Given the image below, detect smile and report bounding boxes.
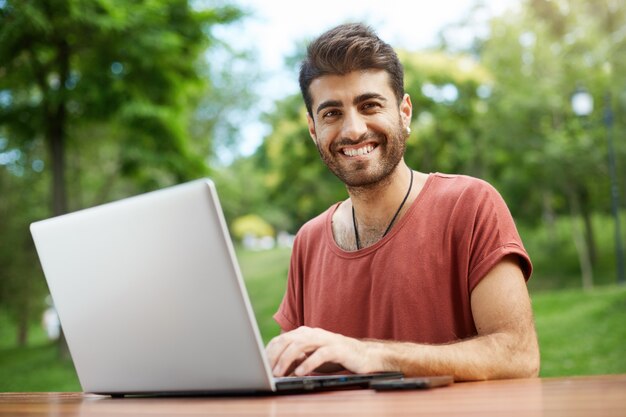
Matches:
[342,144,376,157]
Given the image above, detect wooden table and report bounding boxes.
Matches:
[1,375,625,416]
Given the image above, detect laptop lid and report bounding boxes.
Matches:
[31,179,276,395]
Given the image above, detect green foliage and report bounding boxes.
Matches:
[0,153,49,347]
[0,0,249,345]
[401,50,491,177]
[212,156,284,228]
[0,0,249,201]
[463,0,626,286]
[523,211,626,291]
[476,0,626,223]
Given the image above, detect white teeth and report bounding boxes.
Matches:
[344,144,374,157]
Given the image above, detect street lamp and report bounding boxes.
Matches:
[571,87,625,284]
[571,88,594,117]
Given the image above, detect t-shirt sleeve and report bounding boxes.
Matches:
[465,180,533,292]
[273,233,304,332]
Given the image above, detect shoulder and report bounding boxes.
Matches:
[428,173,503,205]
[425,173,516,237]
[429,174,532,281]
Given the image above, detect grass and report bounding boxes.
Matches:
[1,246,625,391]
[0,343,80,391]
[235,246,290,344]
[532,285,626,376]
[0,309,81,392]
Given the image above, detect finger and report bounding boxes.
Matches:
[273,337,319,377]
[267,328,312,373]
[284,352,307,376]
[272,328,329,376]
[294,346,336,376]
[266,334,292,369]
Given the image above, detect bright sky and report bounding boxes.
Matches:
[214,0,520,158]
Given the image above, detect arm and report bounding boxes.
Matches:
[266,255,540,380]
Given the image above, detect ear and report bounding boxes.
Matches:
[400,93,413,129]
[306,112,318,144]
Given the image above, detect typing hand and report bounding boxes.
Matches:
[266,326,382,377]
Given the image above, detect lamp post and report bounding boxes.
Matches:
[603,92,625,284]
[571,88,625,284]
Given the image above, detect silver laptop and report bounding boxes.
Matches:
[30,178,400,396]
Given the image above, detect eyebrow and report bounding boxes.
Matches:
[316,99,342,116]
[315,92,388,115]
[354,92,387,105]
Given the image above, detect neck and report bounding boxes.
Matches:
[348,161,412,227]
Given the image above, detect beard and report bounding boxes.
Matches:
[315,117,408,189]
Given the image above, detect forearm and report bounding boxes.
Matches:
[268,257,540,380]
[367,331,540,381]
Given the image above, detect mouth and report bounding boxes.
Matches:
[341,143,377,157]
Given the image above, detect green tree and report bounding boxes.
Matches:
[0,139,48,347]
[473,0,626,286]
[0,0,243,213]
[0,0,247,346]
[400,50,492,178]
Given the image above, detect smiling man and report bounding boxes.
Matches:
[266,23,539,381]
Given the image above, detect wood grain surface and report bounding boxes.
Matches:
[1,374,625,416]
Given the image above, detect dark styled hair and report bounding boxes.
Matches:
[299,23,405,115]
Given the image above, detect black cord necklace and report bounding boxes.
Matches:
[352,168,414,250]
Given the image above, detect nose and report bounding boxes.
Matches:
[340,109,367,141]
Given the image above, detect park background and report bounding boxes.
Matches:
[1,0,625,391]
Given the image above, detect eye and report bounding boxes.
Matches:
[361,101,381,112]
[322,109,341,119]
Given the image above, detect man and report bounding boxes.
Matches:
[266,23,539,381]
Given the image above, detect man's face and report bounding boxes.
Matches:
[306,70,412,188]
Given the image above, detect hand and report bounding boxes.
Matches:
[266,326,385,377]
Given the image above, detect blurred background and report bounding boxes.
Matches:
[0,0,625,391]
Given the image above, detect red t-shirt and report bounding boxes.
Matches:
[274,173,532,344]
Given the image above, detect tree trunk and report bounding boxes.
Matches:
[17,304,29,347]
[542,189,558,251]
[49,119,67,216]
[49,40,70,217]
[46,38,71,358]
[580,188,597,266]
[567,188,594,290]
